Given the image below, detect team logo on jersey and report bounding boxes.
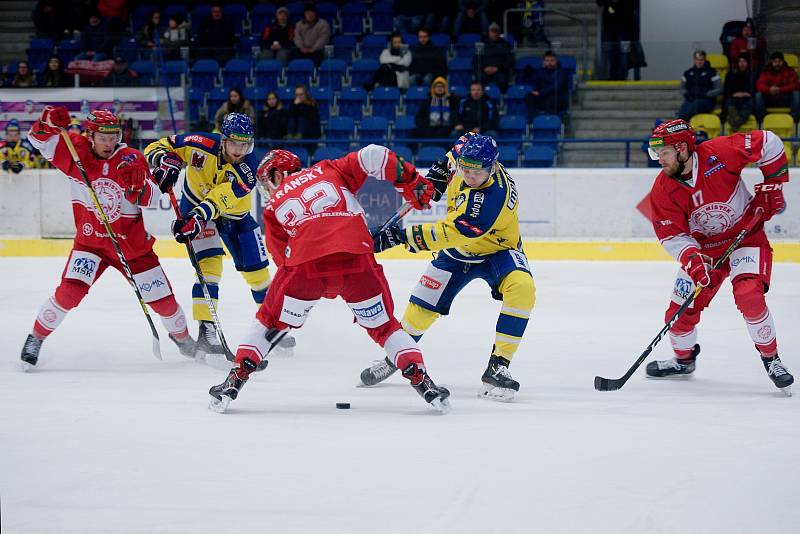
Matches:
[673,277,693,301]
[42,309,57,324]
[72,257,97,278]
[90,178,124,223]
[190,151,207,168]
[82,223,93,236]
[120,153,137,164]
[689,202,735,236]
[455,193,467,208]
[420,275,442,290]
[757,325,773,341]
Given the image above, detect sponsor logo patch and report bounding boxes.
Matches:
[689,202,736,236]
[191,151,207,168]
[420,275,441,290]
[72,257,97,278]
[674,277,693,301]
[352,302,385,320]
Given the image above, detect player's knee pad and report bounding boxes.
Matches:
[401,302,440,340]
[497,270,536,312]
[732,276,767,318]
[54,279,90,310]
[197,255,223,283]
[241,266,271,303]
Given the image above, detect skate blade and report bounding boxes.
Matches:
[204,352,233,371]
[270,344,294,358]
[430,396,451,414]
[479,384,516,402]
[645,373,694,380]
[208,394,232,413]
[779,385,792,397]
[20,360,35,373]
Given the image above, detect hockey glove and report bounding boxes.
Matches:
[117,163,153,204]
[426,159,451,202]
[153,151,183,193]
[10,162,24,174]
[680,248,712,288]
[372,223,407,253]
[749,181,785,222]
[1,161,8,171]
[172,209,207,243]
[40,105,71,130]
[394,157,435,210]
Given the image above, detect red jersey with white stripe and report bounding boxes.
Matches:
[28,121,161,259]
[264,144,404,267]
[649,130,789,260]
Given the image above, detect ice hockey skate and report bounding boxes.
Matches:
[169,333,197,359]
[194,320,231,369]
[359,356,398,386]
[480,355,520,402]
[762,355,793,396]
[401,362,450,413]
[20,334,43,372]
[646,344,700,379]
[208,359,258,413]
[269,334,297,358]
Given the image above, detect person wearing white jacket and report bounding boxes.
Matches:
[378,33,412,89]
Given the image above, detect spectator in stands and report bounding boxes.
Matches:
[214,88,257,132]
[293,4,330,66]
[287,84,321,139]
[370,32,412,90]
[428,1,457,34]
[524,50,570,119]
[261,6,295,67]
[96,0,129,35]
[597,0,638,80]
[41,55,69,87]
[33,0,68,39]
[162,14,191,60]
[1,120,37,173]
[410,28,447,87]
[453,0,489,36]
[476,23,515,92]
[138,11,163,52]
[258,91,289,140]
[196,4,236,64]
[723,54,757,131]
[394,0,428,34]
[11,61,36,88]
[727,18,767,73]
[103,56,137,87]
[677,50,722,121]
[755,51,800,123]
[454,82,498,137]
[414,76,461,138]
[78,12,113,61]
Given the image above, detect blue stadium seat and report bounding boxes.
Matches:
[504,85,531,116]
[448,58,473,87]
[404,86,428,117]
[338,87,367,120]
[224,4,248,34]
[26,38,54,66]
[498,115,527,151]
[285,58,314,88]
[515,56,543,82]
[532,114,562,148]
[290,146,310,167]
[188,87,206,121]
[251,2,277,34]
[162,60,188,86]
[522,146,556,168]
[332,35,357,62]
[370,1,394,34]
[349,59,378,89]
[115,37,140,64]
[498,145,520,166]
[359,116,390,143]
[326,116,355,149]
[277,86,293,106]
[207,87,229,114]
[238,34,260,59]
[448,85,467,99]
[254,59,282,89]
[244,87,265,110]
[393,115,416,141]
[371,86,400,119]
[392,144,413,162]
[312,146,346,164]
[316,2,338,28]
[223,58,251,88]
[484,85,501,102]
[131,4,158,32]
[359,35,387,61]
[191,59,220,90]
[130,60,156,86]
[309,86,333,121]
[416,146,447,167]
[455,33,481,59]
[163,5,188,23]
[57,39,82,63]
[190,4,212,26]
[430,33,451,49]
[340,3,367,35]
[317,58,346,91]
[284,2,305,24]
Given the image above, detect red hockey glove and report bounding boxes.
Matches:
[395,158,434,210]
[118,163,152,204]
[172,210,207,243]
[41,105,70,130]
[750,181,785,222]
[153,151,184,193]
[680,248,712,288]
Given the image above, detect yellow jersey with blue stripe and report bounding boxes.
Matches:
[404,159,521,262]
[144,132,258,221]
[1,139,40,169]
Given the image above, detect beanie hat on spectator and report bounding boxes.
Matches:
[430,76,449,96]
[770,51,785,61]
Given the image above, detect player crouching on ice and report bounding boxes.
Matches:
[20,106,195,370]
[362,133,536,402]
[208,146,452,413]
[645,119,793,395]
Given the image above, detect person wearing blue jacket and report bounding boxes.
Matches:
[524,50,571,120]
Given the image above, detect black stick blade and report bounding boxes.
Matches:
[594,375,621,391]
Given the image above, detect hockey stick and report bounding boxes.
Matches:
[166,188,236,361]
[59,130,162,360]
[594,207,764,391]
[370,201,413,239]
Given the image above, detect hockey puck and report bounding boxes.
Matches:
[336,402,351,409]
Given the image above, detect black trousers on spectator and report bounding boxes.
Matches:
[292,49,324,66]
[525,94,567,119]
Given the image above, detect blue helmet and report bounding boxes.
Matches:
[5,119,20,132]
[220,112,254,154]
[457,134,498,172]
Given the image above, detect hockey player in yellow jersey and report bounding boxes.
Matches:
[1,120,39,173]
[361,133,535,401]
[144,113,294,362]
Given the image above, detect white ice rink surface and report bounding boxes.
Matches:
[1,257,799,534]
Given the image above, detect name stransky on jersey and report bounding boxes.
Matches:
[272,165,325,201]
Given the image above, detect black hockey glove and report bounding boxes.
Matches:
[426,159,450,202]
[372,223,407,253]
[153,151,183,193]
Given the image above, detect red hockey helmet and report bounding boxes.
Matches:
[85,109,122,142]
[648,119,695,160]
[257,149,302,197]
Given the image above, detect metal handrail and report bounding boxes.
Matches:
[502,7,589,81]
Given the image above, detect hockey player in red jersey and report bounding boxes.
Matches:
[644,118,793,394]
[20,106,195,370]
[208,145,452,413]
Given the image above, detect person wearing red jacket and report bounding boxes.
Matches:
[207,145,452,413]
[643,119,793,394]
[20,106,195,370]
[754,51,800,122]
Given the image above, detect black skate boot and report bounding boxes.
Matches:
[480,355,520,402]
[359,356,398,386]
[20,334,43,371]
[208,359,259,413]
[401,362,450,413]
[762,354,793,396]
[169,333,197,359]
[646,344,700,379]
[195,321,230,368]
